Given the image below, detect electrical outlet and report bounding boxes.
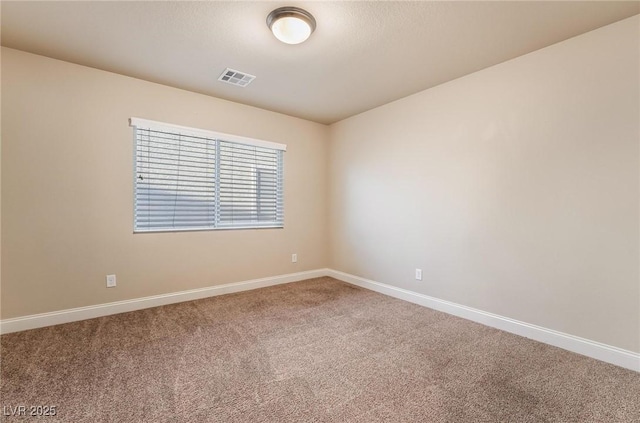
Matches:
[292,253,297,263]
[415,269,422,281]
[106,274,117,288]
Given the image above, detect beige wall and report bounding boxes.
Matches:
[1,47,329,319]
[0,52,3,321]
[328,16,640,352]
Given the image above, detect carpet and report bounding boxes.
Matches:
[1,277,639,422]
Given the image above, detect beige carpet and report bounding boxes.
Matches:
[1,277,639,422]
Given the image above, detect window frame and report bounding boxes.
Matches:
[130,117,286,233]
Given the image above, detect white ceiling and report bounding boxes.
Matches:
[2,1,638,124]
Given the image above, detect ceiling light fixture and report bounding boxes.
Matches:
[267,7,316,45]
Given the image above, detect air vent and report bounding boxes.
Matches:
[218,68,256,87]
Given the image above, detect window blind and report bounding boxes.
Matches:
[131,118,285,232]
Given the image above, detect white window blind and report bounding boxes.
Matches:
[130,118,285,232]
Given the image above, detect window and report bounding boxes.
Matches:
[130,118,285,232]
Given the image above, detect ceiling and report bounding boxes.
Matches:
[2,1,638,125]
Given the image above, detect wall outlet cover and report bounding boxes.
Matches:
[106,274,117,288]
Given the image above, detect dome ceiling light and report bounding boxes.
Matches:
[267,7,316,45]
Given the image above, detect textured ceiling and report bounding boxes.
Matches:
[2,1,638,124]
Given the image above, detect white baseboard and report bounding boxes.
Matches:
[3,267,638,372]
[0,269,327,335]
[327,269,640,373]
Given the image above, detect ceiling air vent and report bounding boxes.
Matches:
[218,68,256,87]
